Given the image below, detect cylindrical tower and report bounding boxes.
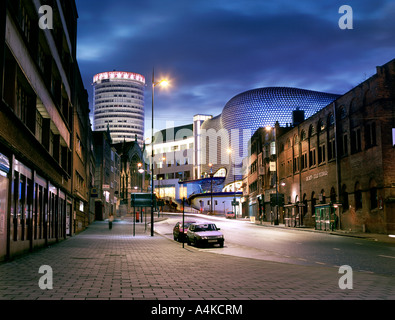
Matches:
[93,71,145,145]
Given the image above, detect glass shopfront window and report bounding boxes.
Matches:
[0,153,10,260]
[12,160,32,242]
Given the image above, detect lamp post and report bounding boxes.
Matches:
[209,163,213,214]
[266,124,279,225]
[151,69,169,236]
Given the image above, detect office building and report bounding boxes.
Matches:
[93,71,145,145]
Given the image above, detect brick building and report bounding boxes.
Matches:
[244,58,395,234]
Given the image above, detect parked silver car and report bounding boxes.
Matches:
[186,222,224,247]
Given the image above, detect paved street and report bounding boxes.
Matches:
[0,216,394,302]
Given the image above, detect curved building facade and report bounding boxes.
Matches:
[93,71,145,145]
[200,87,340,185]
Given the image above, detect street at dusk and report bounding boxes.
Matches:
[0,1,394,315]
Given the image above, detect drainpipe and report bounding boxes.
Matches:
[333,102,342,230]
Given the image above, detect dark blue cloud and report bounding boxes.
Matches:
[75,0,395,133]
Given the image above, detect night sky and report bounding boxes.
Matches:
[75,0,395,136]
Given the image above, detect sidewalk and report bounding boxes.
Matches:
[252,220,395,244]
[0,216,394,301]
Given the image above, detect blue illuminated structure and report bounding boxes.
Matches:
[201,87,340,183]
[221,87,339,131]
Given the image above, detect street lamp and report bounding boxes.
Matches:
[209,163,213,215]
[137,162,144,192]
[266,124,279,225]
[151,68,169,236]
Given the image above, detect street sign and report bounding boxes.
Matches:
[91,187,98,198]
[231,200,239,206]
[131,193,156,207]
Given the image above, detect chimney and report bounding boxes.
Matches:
[293,108,305,126]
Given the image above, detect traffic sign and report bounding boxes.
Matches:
[131,193,156,207]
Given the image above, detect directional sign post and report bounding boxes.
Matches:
[131,193,157,236]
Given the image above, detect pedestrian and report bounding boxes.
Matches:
[109,214,114,230]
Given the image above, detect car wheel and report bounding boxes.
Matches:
[173,234,177,241]
[219,242,224,248]
[187,238,191,245]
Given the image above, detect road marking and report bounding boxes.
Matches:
[333,248,341,250]
[378,255,395,259]
[315,261,326,265]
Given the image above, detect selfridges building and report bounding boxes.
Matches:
[200,87,340,185]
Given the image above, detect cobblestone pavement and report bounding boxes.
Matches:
[0,217,394,301]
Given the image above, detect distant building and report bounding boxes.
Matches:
[147,123,195,206]
[112,136,145,214]
[93,71,145,145]
[92,131,120,221]
[72,69,93,233]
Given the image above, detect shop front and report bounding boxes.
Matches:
[0,153,9,261]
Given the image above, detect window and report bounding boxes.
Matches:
[301,130,307,141]
[319,120,325,132]
[340,134,348,156]
[301,153,308,170]
[318,144,326,164]
[76,135,83,159]
[49,131,54,156]
[293,156,299,172]
[365,122,376,148]
[328,114,335,127]
[309,125,315,137]
[339,107,347,119]
[370,187,378,210]
[19,5,32,43]
[16,82,30,125]
[309,149,316,167]
[351,128,362,153]
[35,110,43,143]
[328,139,336,160]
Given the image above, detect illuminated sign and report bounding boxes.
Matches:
[93,71,145,84]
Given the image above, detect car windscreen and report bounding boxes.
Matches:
[194,224,217,231]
